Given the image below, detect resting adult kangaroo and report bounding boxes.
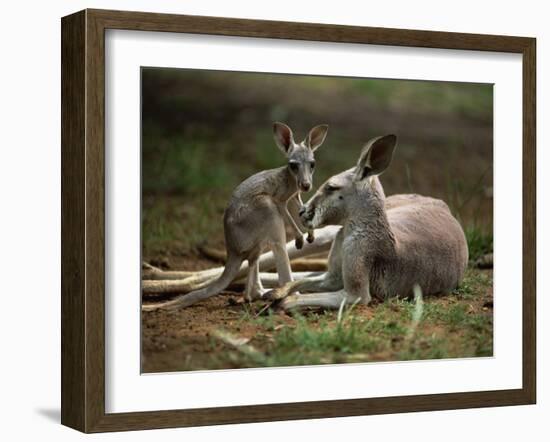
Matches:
[267,134,468,310]
[143,122,328,311]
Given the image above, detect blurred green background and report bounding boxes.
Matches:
[142,68,493,263]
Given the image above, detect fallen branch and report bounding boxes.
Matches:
[142,271,322,299]
[141,225,339,295]
[212,330,266,364]
[198,246,327,271]
[198,245,227,263]
[142,261,161,272]
[142,273,220,295]
[289,258,327,271]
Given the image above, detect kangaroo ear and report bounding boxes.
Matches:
[273,122,295,155]
[305,124,329,151]
[355,135,397,181]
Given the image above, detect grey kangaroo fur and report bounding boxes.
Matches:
[267,134,469,310]
[142,122,328,311]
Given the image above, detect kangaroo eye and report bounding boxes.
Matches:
[289,162,299,171]
[310,161,315,169]
[326,184,339,192]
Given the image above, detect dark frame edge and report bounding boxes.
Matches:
[89,389,533,433]
[61,9,87,432]
[86,8,533,52]
[61,9,108,433]
[522,37,536,405]
[60,8,537,433]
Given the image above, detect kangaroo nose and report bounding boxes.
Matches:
[299,206,307,217]
[302,183,311,192]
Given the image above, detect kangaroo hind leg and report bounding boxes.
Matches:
[244,254,266,301]
[271,240,293,286]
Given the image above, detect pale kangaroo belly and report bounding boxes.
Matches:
[381,201,468,297]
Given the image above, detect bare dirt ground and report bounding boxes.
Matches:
[142,256,493,373]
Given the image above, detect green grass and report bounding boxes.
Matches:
[206,269,493,369]
[142,194,227,256]
[352,79,493,121]
[142,128,237,194]
[465,225,493,263]
[453,268,491,299]
[442,163,493,263]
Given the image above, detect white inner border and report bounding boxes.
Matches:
[105,30,523,413]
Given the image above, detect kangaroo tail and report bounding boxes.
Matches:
[142,254,244,311]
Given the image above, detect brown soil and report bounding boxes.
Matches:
[142,255,493,373]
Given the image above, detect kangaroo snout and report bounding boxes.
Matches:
[300,182,312,192]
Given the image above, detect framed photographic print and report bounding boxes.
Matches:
[61,9,536,433]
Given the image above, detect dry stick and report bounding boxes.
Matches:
[142,271,323,299]
[199,245,328,271]
[142,263,326,295]
[289,258,327,271]
[182,258,328,282]
[143,267,221,281]
[212,330,267,364]
[142,262,161,272]
[198,245,227,263]
[142,269,197,280]
[141,225,339,295]
[142,272,222,295]
[141,261,205,280]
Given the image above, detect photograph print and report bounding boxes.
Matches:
[140,68,493,373]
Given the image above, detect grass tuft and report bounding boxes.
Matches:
[207,278,493,369]
[465,225,493,263]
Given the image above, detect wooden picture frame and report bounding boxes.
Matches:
[61,8,536,433]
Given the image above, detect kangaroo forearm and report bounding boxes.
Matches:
[287,194,307,229]
[284,206,304,235]
[285,225,338,256]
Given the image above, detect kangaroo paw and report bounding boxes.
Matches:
[306,230,315,243]
[244,287,268,302]
[276,294,301,312]
[263,287,291,301]
[295,235,304,249]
